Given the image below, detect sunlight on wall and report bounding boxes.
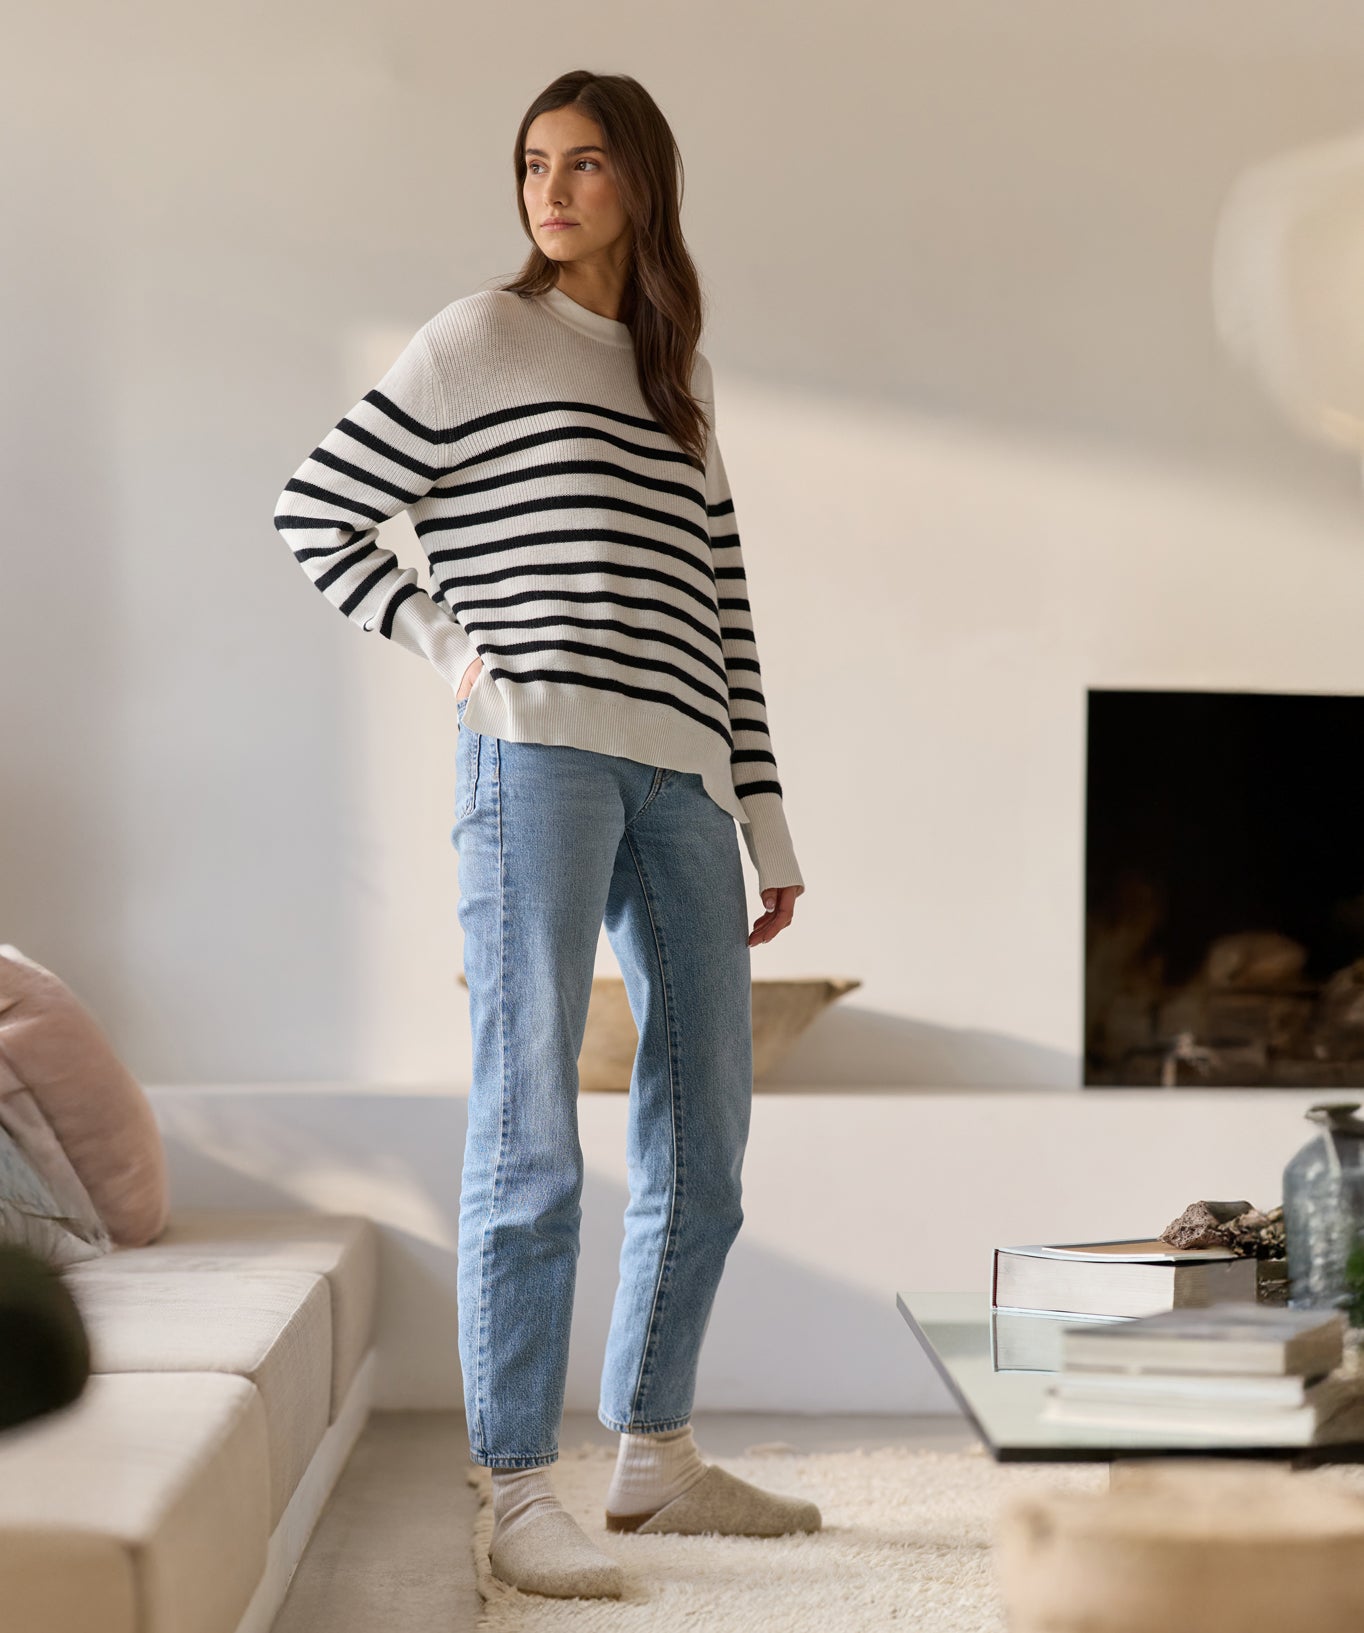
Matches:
[323,334,1364,1088]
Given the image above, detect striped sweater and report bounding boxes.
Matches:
[273,283,802,893]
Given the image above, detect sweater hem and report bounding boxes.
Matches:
[457,672,749,825]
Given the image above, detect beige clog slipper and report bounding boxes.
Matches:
[605,1463,822,1537]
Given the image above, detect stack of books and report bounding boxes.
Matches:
[1041,1303,1361,1443]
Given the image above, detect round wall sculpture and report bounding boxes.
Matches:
[1213,124,1364,456]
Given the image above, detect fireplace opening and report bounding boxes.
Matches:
[1084,689,1364,1087]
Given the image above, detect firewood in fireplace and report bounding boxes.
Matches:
[1200,931,1307,990]
[1312,958,1364,1062]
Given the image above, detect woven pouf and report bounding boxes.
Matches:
[996,1459,1364,1633]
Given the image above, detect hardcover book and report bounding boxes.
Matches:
[992,1239,1257,1320]
[1059,1301,1345,1377]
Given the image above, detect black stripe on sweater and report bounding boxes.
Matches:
[276,515,367,543]
[421,491,709,550]
[428,526,713,586]
[428,457,706,512]
[735,778,783,799]
[377,580,423,638]
[462,610,727,676]
[494,640,728,704]
[327,420,449,482]
[438,555,720,613]
[484,666,733,745]
[449,421,701,476]
[314,540,384,596]
[339,552,403,617]
[279,470,424,525]
[443,584,724,650]
[348,392,703,475]
[437,397,691,447]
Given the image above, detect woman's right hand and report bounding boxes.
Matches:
[456,655,484,703]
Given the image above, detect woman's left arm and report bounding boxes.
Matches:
[699,360,805,941]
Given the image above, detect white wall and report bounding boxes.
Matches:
[146,1085,1329,1414]
[8,4,1364,1088]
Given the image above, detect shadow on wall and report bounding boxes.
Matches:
[147,1088,957,1419]
[767,1005,1078,1090]
[570,1149,953,1420]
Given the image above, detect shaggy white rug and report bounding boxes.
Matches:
[465,1440,1110,1630]
[466,1443,1364,1629]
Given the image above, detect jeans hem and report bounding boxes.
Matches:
[469,1449,560,1469]
[597,1410,693,1434]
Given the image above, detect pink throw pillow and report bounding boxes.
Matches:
[0,946,168,1246]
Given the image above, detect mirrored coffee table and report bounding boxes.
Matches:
[897,1290,1364,1465]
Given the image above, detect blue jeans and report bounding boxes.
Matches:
[450,695,754,1468]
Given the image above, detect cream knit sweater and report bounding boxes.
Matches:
[273,284,802,893]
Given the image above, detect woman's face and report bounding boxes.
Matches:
[522,104,631,272]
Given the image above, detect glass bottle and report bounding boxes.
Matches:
[1283,1101,1364,1323]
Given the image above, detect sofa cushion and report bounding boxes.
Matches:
[0,1370,269,1633]
[64,1210,378,1420]
[0,946,168,1247]
[61,1265,331,1528]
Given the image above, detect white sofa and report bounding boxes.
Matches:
[0,1209,379,1633]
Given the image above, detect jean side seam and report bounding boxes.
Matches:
[621,827,686,1424]
[473,744,507,1451]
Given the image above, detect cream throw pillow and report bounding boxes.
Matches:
[0,946,168,1246]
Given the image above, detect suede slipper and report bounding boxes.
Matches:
[605,1463,822,1536]
[490,1508,626,1598]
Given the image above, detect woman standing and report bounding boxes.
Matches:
[274,69,817,1599]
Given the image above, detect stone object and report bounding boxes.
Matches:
[1160,1199,1254,1250]
[1160,1200,1287,1259]
[996,1460,1364,1633]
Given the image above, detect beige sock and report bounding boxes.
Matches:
[606,1423,708,1517]
[489,1466,624,1599]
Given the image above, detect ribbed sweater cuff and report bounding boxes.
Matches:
[387,593,482,690]
[739,794,804,895]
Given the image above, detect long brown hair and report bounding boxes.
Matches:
[500,70,710,467]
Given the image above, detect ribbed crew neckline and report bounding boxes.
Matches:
[539,285,633,350]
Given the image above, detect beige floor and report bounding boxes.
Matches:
[271,1409,978,1633]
